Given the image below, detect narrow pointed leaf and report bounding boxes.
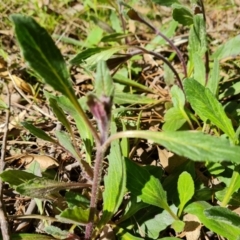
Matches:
[22,122,57,143]
[49,98,72,133]
[184,78,235,141]
[11,14,74,97]
[15,178,90,200]
[98,123,126,229]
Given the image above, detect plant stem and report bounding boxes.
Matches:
[221,168,240,207]
[85,144,104,240]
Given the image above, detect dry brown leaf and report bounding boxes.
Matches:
[19,154,59,170]
[11,75,33,94]
[180,213,201,240]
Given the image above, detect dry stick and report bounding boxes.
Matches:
[0,80,11,240]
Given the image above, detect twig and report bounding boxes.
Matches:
[0,80,11,240]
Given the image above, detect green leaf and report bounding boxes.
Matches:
[152,0,179,7]
[113,73,153,93]
[171,220,185,232]
[207,58,220,95]
[0,98,8,109]
[219,81,240,100]
[69,47,107,65]
[114,91,157,105]
[49,98,72,134]
[15,177,89,200]
[97,122,126,229]
[212,35,240,60]
[65,191,90,209]
[188,15,207,72]
[11,14,74,97]
[125,158,169,210]
[0,234,54,240]
[44,226,69,239]
[55,130,93,178]
[177,172,194,216]
[0,170,39,187]
[184,78,235,141]
[193,53,205,85]
[139,205,177,238]
[57,206,89,225]
[163,108,187,131]
[119,196,148,223]
[22,122,57,143]
[120,130,240,163]
[172,4,193,26]
[185,202,240,240]
[163,86,190,131]
[114,226,144,240]
[45,92,93,164]
[95,61,114,98]
[85,26,103,46]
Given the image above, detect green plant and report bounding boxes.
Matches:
[1,0,240,240]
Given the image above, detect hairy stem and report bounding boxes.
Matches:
[85,144,104,240]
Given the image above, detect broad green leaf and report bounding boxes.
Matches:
[95,61,114,98]
[0,170,39,187]
[178,172,194,216]
[58,206,89,225]
[22,122,57,144]
[55,130,93,178]
[212,35,240,60]
[119,130,240,163]
[119,196,148,223]
[16,177,90,200]
[11,14,74,97]
[97,122,126,229]
[84,26,103,47]
[114,91,157,105]
[152,0,179,7]
[125,158,169,210]
[164,62,175,86]
[44,226,69,239]
[139,205,177,238]
[171,220,185,232]
[114,226,144,240]
[172,4,193,26]
[184,78,235,141]
[0,234,54,240]
[163,85,189,131]
[162,108,187,131]
[207,58,220,95]
[49,98,72,134]
[65,191,89,209]
[185,202,240,240]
